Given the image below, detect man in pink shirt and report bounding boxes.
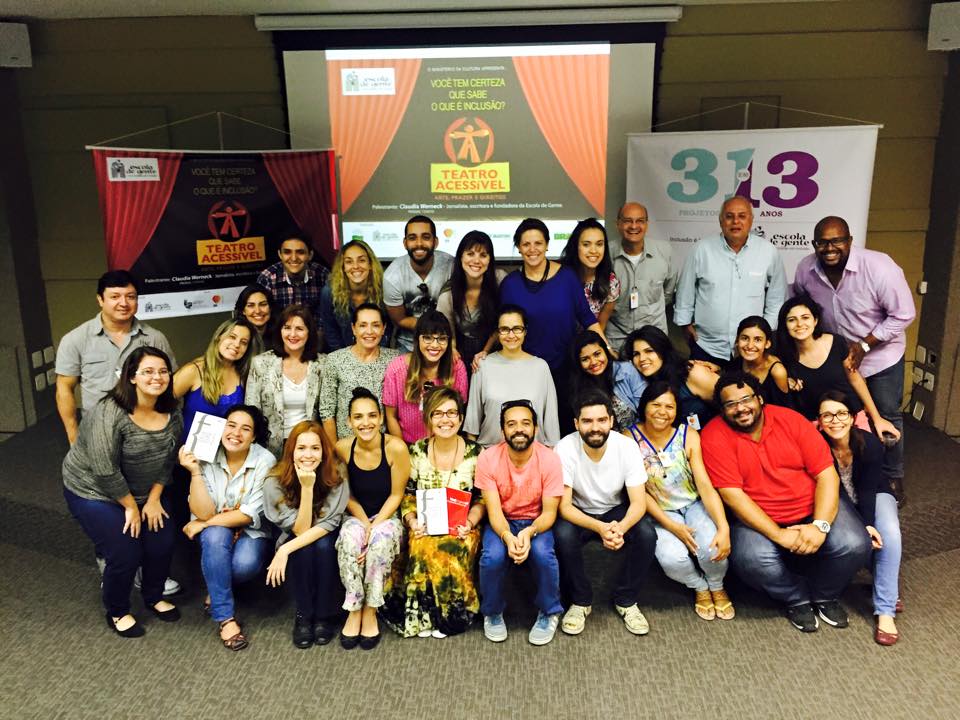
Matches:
[475,400,565,645]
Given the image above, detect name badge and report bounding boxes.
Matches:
[629,290,639,309]
[686,413,701,431]
[657,451,674,467]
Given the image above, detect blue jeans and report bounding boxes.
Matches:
[64,488,175,617]
[652,500,729,592]
[198,525,270,623]
[729,499,871,607]
[871,493,902,616]
[479,520,563,617]
[864,356,905,484]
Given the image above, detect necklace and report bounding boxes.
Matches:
[430,436,461,473]
[522,261,550,293]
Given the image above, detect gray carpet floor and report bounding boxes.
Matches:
[1,415,958,720]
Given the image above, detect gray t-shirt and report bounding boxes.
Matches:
[382,251,455,351]
[262,472,349,545]
[55,315,177,411]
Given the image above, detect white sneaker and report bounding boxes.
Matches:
[483,614,508,642]
[132,569,182,597]
[561,604,592,635]
[528,611,560,646]
[431,629,447,639]
[417,628,433,638]
[616,604,650,635]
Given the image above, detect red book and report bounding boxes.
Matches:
[417,487,472,536]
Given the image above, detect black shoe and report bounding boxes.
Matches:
[786,603,819,632]
[148,603,181,623]
[814,600,849,628]
[340,632,360,650]
[359,633,381,650]
[292,613,315,649]
[314,620,335,646]
[105,612,146,638]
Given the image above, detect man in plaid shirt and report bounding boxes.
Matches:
[256,237,330,316]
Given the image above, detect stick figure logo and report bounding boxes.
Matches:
[444,117,495,166]
[207,201,251,239]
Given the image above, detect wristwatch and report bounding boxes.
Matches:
[858,339,871,354]
[812,519,831,534]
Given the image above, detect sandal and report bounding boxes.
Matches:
[695,590,716,621]
[711,589,735,621]
[219,618,249,651]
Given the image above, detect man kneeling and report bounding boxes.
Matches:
[554,391,657,636]
[475,400,565,645]
[702,371,872,632]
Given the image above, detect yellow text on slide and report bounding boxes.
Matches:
[430,163,510,194]
[196,237,266,265]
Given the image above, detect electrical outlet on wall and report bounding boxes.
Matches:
[912,400,924,421]
[923,372,935,391]
[916,345,927,364]
[912,367,924,385]
[929,351,938,366]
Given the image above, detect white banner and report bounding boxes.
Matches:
[626,125,879,280]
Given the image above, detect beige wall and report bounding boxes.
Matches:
[17,3,948,398]
[660,0,946,377]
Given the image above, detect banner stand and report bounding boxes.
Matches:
[650,101,882,132]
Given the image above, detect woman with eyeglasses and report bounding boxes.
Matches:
[776,294,900,441]
[622,325,720,431]
[463,305,560,447]
[569,330,645,430]
[732,316,791,407]
[178,404,273,651]
[382,310,468,444]
[625,380,733,621]
[818,391,902,645]
[559,218,620,330]
[436,230,506,374]
[382,387,485,638]
[62,347,183,638]
[318,240,389,352]
[499,218,610,432]
[244,304,325,457]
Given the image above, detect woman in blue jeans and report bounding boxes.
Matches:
[179,404,274,651]
[626,379,733,621]
[62,346,183,637]
[818,391,902,646]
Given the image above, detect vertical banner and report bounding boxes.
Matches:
[626,125,879,279]
[89,147,338,319]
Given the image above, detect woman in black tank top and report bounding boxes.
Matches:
[333,387,410,650]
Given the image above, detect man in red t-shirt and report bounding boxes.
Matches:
[701,371,871,633]
[475,400,565,646]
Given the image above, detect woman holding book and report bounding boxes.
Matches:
[382,387,485,638]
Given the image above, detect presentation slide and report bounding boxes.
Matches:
[284,42,655,259]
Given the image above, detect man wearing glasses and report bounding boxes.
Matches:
[383,215,454,352]
[700,371,871,632]
[793,215,915,504]
[606,202,677,352]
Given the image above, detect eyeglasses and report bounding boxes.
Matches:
[430,409,460,420]
[721,393,757,410]
[137,368,170,378]
[812,236,851,250]
[498,326,526,336]
[819,410,851,423]
[420,334,449,346]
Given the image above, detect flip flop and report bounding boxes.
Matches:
[695,590,716,621]
[712,589,735,621]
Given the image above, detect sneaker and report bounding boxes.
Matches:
[528,611,560,646]
[814,600,849,628]
[615,604,650,635]
[132,569,182,597]
[483,614,508,643]
[417,628,433,638]
[786,602,819,632]
[561,604,592,635]
[431,628,447,639]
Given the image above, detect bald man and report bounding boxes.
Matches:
[674,196,787,365]
[605,202,677,353]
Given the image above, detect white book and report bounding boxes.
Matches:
[184,411,227,463]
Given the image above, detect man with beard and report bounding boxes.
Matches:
[474,399,564,645]
[701,371,871,632]
[383,215,455,351]
[256,237,330,316]
[793,215,915,504]
[553,391,656,636]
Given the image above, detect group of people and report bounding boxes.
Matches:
[55,198,914,649]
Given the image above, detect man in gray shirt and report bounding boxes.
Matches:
[606,202,677,354]
[383,215,455,351]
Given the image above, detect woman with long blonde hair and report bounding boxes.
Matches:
[319,239,388,351]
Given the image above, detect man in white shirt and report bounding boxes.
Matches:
[553,390,657,636]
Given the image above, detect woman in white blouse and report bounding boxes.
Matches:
[178,404,275,652]
[245,304,325,456]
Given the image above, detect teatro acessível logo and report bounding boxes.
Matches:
[431,116,510,194]
[196,200,266,267]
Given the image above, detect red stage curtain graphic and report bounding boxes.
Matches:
[263,150,339,265]
[91,148,182,270]
[513,54,609,216]
[327,58,421,212]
